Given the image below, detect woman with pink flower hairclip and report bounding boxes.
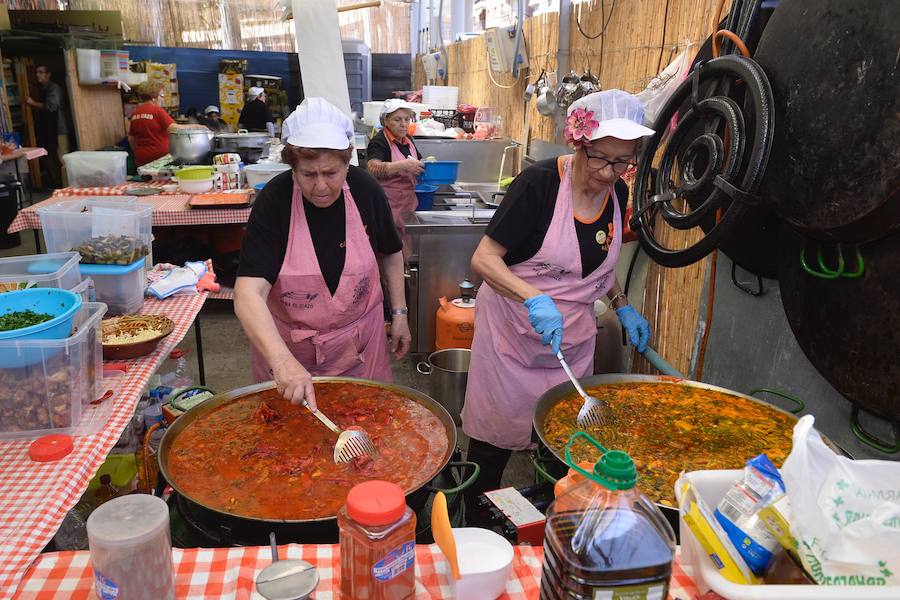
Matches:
[460,90,656,522]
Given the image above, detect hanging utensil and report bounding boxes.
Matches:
[556,350,612,428]
[431,491,461,580]
[303,401,377,464]
[255,532,319,600]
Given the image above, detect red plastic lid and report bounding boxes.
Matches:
[29,434,74,462]
[346,480,406,526]
[169,349,184,359]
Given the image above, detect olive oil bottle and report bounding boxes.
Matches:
[540,432,676,600]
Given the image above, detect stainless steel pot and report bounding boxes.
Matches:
[417,349,471,426]
[214,129,271,159]
[169,127,213,163]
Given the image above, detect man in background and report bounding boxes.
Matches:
[238,86,274,136]
[25,64,68,189]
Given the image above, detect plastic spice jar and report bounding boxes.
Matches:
[338,480,417,599]
[86,494,174,600]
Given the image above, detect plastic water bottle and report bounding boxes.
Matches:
[169,349,193,391]
[540,432,676,600]
[143,390,164,429]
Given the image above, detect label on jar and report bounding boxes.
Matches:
[372,540,415,581]
[592,583,666,600]
[94,570,120,599]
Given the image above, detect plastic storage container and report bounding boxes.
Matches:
[0,251,82,293]
[0,302,106,440]
[86,494,175,600]
[62,151,128,188]
[423,85,459,109]
[414,184,438,210]
[419,161,461,185]
[80,259,145,315]
[540,432,676,599]
[678,469,900,600]
[339,480,417,599]
[0,288,84,368]
[244,163,290,188]
[37,198,151,265]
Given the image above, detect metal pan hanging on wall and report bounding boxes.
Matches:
[754,0,900,243]
[777,227,900,451]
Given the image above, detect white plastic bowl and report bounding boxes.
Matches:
[177,177,213,194]
[450,527,514,600]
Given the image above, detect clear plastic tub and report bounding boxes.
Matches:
[0,251,82,293]
[0,302,107,440]
[37,198,151,265]
[62,151,128,187]
[80,259,145,315]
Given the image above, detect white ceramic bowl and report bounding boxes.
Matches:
[244,162,290,189]
[177,177,213,194]
[450,528,514,600]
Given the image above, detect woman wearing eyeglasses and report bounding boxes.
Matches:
[461,90,654,520]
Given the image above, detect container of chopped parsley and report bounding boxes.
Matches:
[0,309,54,331]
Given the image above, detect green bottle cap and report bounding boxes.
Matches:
[592,449,637,490]
[564,432,639,491]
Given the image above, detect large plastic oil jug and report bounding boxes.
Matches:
[540,432,676,599]
[435,279,475,350]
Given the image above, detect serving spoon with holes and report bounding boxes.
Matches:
[302,400,377,464]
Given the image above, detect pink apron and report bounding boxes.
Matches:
[461,157,623,450]
[250,179,392,383]
[379,134,419,242]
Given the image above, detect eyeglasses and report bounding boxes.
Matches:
[583,149,636,173]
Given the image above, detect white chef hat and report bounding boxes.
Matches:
[566,89,655,142]
[204,105,220,115]
[380,98,417,120]
[284,97,353,150]
[248,86,265,100]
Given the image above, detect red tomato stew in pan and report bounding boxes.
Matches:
[166,383,450,521]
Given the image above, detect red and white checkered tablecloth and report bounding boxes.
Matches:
[0,293,207,600]
[8,189,252,233]
[12,544,698,599]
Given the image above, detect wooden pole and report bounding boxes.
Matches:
[14,58,41,190]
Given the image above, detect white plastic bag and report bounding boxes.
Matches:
[781,415,900,586]
[634,46,693,127]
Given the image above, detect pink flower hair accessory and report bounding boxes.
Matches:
[564,107,599,147]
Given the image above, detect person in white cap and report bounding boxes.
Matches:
[365,99,425,251]
[460,89,655,522]
[235,97,410,409]
[238,86,275,135]
[199,105,228,133]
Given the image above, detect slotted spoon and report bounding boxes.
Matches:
[556,350,613,428]
[303,401,377,464]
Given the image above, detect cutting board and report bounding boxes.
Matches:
[189,192,252,208]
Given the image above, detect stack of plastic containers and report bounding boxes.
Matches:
[0,302,107,440]
[37,198,151,315]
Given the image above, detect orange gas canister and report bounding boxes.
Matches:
[435,279,476,350]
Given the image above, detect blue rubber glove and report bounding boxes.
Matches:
[616,304,650,353]
[523,294,563,354]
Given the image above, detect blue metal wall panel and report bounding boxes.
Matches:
[124,46,300,116]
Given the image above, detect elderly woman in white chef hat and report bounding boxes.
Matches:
[365,99,425,249]
[461,89,655,522]
[235,97,411,409]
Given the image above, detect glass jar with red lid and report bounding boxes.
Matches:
[338,480,416,599]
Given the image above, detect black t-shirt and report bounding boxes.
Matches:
[365,130,418,163]
[238,167,402,295]
[485,158,629,277]
[238,99,273,132]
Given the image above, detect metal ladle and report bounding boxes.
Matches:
[303,401,377,464]
[255,532,319,600]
